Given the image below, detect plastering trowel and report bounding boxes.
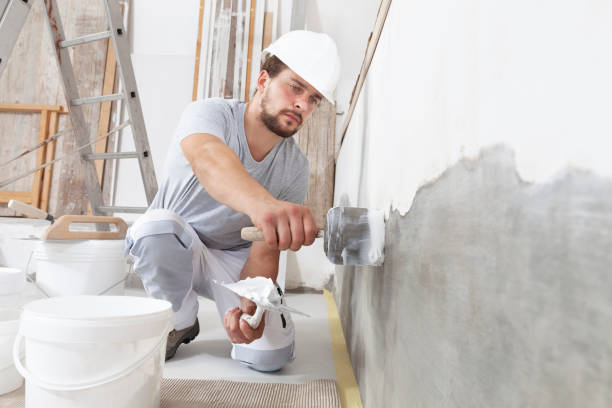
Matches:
[241,206,385,266]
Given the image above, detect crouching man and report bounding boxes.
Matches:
[125,31,340,371]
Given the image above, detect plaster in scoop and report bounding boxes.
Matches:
[216,277,309,329]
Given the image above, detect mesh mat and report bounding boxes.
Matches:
[0,378,340,408]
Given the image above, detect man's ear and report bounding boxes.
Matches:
[256,70,270,94]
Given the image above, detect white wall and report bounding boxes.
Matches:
[335,0,612,216]
[304,0,379,135]
[113,0,199,219]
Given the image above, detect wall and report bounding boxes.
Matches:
[304,0,379,135]
[111,0,199,219]
[333,0,612,407]
[0,0,110,216]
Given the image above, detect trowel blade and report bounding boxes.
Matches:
[323,207,385,266]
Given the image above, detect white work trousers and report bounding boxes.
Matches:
[125,209,295,371]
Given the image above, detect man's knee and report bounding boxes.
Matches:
[127,232,194,297]
[232,342,295,372]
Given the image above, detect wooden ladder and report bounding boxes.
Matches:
[0,0,157,214]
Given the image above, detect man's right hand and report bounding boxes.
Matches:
[248,199,317,251]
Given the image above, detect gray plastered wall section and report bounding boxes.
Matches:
[334,145,612,408]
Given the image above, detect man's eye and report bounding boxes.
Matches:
[289,84,300,92]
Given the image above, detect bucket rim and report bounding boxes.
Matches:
[22,296,171,321]
[19,296,172,344]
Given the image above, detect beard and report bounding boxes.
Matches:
[259,94,303,138]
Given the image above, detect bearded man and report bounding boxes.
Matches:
[125,30,341,371]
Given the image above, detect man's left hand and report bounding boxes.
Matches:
[223,297,265,344]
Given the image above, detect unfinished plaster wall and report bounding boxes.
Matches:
[333,1,612,406]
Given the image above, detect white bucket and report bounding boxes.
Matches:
[0,309,23,395]
[33,240,128,297]
[0,267,26,309]
[13,296,172,408]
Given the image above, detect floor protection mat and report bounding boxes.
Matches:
[0,379,341,408]
[162,378,341,408]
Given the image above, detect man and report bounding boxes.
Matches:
[125,30,341,372]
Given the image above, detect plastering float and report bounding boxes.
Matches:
[241,206,386,266]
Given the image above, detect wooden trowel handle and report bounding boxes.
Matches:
[8,200,53,221]
[42,215,128,240]
[241,226,324,242]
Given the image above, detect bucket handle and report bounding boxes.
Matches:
[24,251,132,297]
[12,322,170,391]
[24,251,50,298]
[0,352,23,372]
[42,215,128,241]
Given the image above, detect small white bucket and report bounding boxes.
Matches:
[0,309,23,395]
[0,267,26,309]
[13,296,172,408]
[33,240,128,297]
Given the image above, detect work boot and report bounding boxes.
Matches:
[165,319,200,361]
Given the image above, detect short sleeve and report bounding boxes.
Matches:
[175,99,229,144]
[279,162,310,205]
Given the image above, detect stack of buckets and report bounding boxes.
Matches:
[0,267,26,395]
[1,231,173,407]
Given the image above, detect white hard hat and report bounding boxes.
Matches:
[263,30,341,103]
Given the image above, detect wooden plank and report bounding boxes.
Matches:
[295,99,336,228]
[193,0,206,101]
[31,110,49,208]
[94,36,119,184]
[336,0,392,161]
[224,0,237,98]
[40,110,59,212]
[0,104,67,113]
[0,191,33,204]
[262,11,273,49]
[244,0,256,101]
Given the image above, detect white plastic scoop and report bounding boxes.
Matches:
[216,277,309,329]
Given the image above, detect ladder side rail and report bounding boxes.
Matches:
[0,0,33,78]
[42,0,106,215]
[104,0,158,205]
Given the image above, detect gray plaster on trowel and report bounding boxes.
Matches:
[333,146,612,407]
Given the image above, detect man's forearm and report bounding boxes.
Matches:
[181,134,273,217]
[240,242,280,282]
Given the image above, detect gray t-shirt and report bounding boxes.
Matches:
[150,98,310,250]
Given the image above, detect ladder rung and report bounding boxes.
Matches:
[85,152,139,160]
[71,93,124,105]
[59,31,111,48]
[97,206,148,214]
